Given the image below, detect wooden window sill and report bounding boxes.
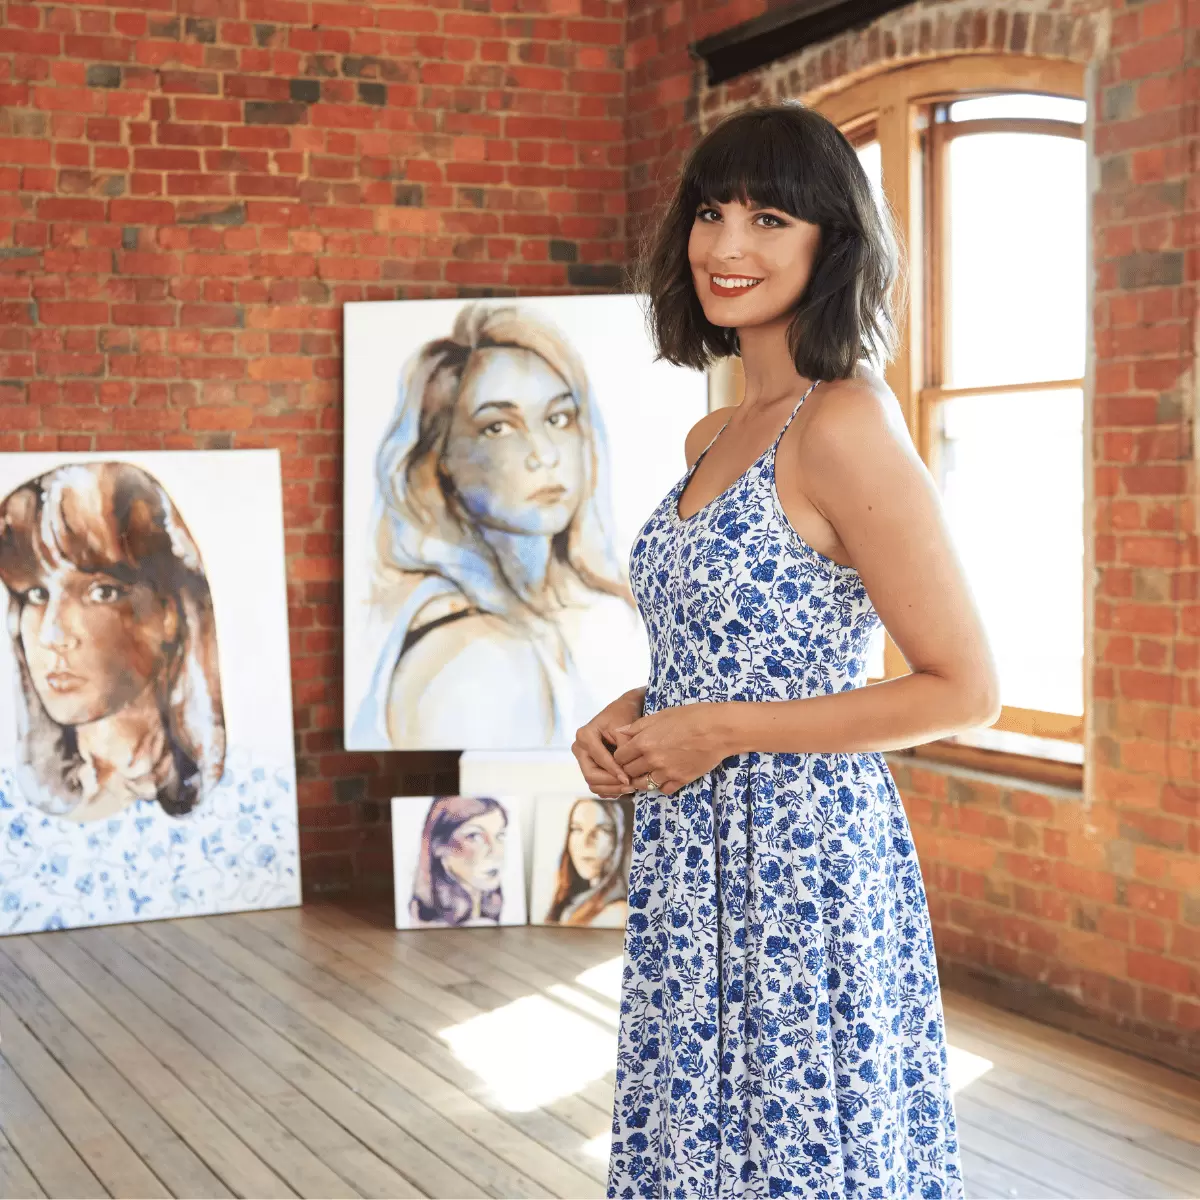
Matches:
[887,739,1084,791]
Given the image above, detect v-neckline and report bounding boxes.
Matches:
[673,437,771,525]
[673,379,821,525]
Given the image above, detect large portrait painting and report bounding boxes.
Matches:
[343,295,707,751]
[391,795,528,930]
[0,451,300,934]
[529,794,633,928]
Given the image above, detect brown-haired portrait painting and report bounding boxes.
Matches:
[537,795,633,928]
[0,462,225,822]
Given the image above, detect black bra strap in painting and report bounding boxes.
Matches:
[400,606,479,658]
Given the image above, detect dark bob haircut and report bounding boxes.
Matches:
[635,102,906,382]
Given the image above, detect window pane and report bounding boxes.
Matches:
[936,387,1084,717]
[856,139,883,209]
[949,94,1086,123]
[946,132,1086,387]
[855,139,886,373]
[865,623,885,681]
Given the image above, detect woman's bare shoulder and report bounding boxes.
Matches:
[809,366,905,430]
[393,612,542,691]
[385,613,554,746]
[684,408,732,468]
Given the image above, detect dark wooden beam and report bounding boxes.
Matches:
[692,0,915,86]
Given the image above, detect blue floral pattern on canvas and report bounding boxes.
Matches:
[0,746,300,935]
[607,386,965,1199]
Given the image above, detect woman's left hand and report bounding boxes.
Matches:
[611,703,736,796]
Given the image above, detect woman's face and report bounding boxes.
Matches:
[438,807,507,893]
[440,346,586,537]
[567,798,617,884]
[688,197,822,330]
[18,564,176,727]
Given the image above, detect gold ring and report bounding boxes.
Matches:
[645,772,660,790]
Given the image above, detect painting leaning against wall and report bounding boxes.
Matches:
[529,794,634,928]
[343,295,708,752]
[391,794,529,929]
[0,451,300,935]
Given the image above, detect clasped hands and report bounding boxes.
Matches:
[571,691,736,798]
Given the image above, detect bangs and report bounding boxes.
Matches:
[638,102,902,379]
[0,463,180,593]
[682,111,826,222]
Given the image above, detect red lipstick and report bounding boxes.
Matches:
[709,273,764,298]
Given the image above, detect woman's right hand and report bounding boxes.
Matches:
[573,688,645,797]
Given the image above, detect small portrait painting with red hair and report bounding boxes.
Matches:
[529,795,633,928]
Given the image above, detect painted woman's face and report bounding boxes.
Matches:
[19,564,176,727]
[441,346,586,537]
[688,197,822,331]
[439,807,507,894]
[567,798,617,884]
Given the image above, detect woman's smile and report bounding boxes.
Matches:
[710,273,764,297]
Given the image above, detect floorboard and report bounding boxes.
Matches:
[1,899,1196,1200]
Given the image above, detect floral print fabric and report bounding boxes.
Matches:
[0,747,300,935]
[607,383,965,1199]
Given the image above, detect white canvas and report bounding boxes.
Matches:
[529,793,633,929]
[0,450,299,935]
[391,795,528,929]
[343,294,707,751]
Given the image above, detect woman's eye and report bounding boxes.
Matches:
[25,587,49,606]
[696,207,719,222]
[87,583,122,604]
[757,214,785,228]
[481,420,511,438]
[547,410,574,429]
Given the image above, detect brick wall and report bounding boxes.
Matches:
[0,0,626,896]
[3,0,1197,1071]
[628,0,1198,1070]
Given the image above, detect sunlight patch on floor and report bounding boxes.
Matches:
[547,982,619,1026]
[583,1132,612,1162]
[573,954,624,1001]
[946,1041,994,1093]
[439,992,617,1111]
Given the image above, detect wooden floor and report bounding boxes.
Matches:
[2,902,1199,1200]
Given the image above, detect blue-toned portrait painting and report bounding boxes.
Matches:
[343,295,707,752]
[0,450,300,935]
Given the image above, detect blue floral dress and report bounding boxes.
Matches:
[607,381,965,1200]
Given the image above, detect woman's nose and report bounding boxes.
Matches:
[525,430,561,470]
[711,218,747,261]
[39,593,80,650]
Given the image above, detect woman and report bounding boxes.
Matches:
[409,795,510,927]
[0,462,225,822]
[573,103,999,1198]
[353,302,642,750]
[545,795,633,927]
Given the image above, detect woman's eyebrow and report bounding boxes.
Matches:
[469,399,520,415]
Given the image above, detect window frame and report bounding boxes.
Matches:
[822,58,1089,788]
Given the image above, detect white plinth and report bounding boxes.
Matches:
[458,748,589,797]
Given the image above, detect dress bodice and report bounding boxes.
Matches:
[628,380,882,716]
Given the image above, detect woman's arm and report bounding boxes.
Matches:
[722,372,1000,753]
[612,373,1001,789]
